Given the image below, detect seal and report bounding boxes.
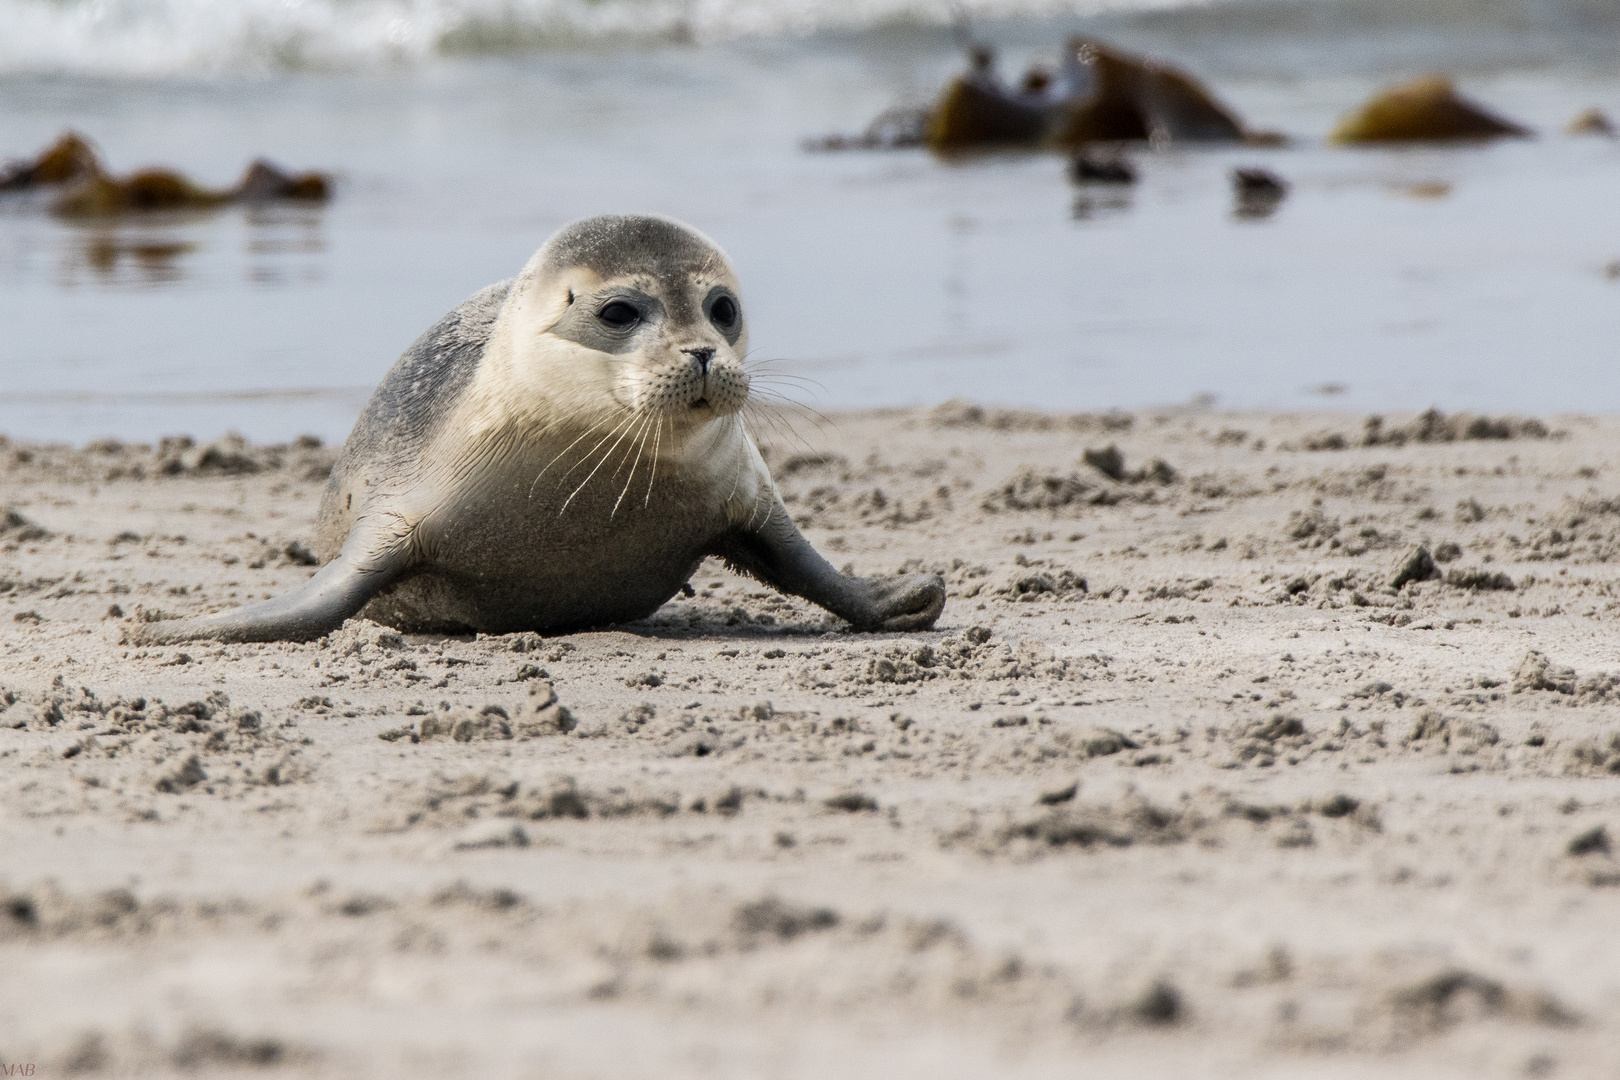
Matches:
[130,213,946,644]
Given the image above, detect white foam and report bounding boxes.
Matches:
[0,0,1210,77]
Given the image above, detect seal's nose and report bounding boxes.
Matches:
[682,346,714,374]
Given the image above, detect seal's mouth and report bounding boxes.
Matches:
[690,397,710,410]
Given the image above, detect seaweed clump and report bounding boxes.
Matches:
[0,130,331,218]
[1332,76,1530,144]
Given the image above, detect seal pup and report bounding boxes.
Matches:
[130,214,946,644]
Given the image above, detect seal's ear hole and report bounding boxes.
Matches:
[566,289,574,305]
[597,300,640,329]
[710,295,738,328]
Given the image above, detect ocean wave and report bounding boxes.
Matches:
[0,0,1204,76]
[1,0,1612,77]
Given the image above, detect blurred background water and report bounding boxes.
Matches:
[0,0,1616,443]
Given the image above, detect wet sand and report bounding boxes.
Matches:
[3,405,1619,1078]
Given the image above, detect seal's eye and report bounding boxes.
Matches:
[597,301,640,329]
[710,295,738,329]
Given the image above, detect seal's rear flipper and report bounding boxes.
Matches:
[124,522,412,645]
[714,499,945,631]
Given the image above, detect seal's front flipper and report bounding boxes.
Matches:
[124,518,414,645]
[714,498,945,631]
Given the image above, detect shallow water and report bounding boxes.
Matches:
[0,2,1618,443]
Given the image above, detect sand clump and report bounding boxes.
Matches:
[0,684,311,810]
[378,680,576,742]
[3,429,334,484]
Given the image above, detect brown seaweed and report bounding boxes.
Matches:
[1050,38,1246,148]
[1567,108,1616,137]
[0,130,332,217]
[0,131,100,191]
[924,36,1249,153]
[1331,76,1531,144]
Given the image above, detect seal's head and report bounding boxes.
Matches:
[500,214,750,429]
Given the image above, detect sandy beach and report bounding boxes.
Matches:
[2,403,1618,1077]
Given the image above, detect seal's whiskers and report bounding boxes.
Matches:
[610,412,657,518]
[642,417,663,509]
[527,408,630,499]
[559,407,646,515]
